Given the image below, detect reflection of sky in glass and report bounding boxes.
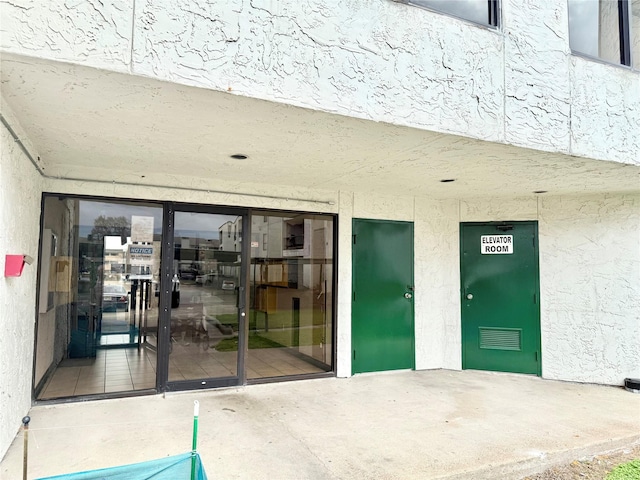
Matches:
[79,200,163,234]
[78,200,242,241]
[412,0,489,25]
[174,212,240,240]
[568,0,599,57]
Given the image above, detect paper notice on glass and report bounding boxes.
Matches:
[131,216,154,243]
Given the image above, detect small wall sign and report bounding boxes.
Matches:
[481,235,513,254]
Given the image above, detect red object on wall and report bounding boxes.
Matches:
[4,255,26,277]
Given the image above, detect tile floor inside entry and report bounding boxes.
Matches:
[39,339,326,399]
[39,344,157,399]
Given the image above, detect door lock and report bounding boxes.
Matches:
[404,292,412,299]
[466,293,473,300]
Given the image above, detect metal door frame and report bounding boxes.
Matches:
[351,218,415,375]
[459,221,541,376]
[158,203,250,392]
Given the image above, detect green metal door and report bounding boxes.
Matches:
[460,222,541,375]
[352,219,414,374]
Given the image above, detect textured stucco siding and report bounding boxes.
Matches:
[570,58,640,166]
[0,104,43,460]
[2,0,638,165]
[0,0,133,71]
[130,0,504,142]
[336,191,354,377]
[414,197,461,371]
[503,0,571,153]
[539,194,640,385]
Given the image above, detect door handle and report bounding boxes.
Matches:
[466,293,473,300]
[237,286,245,309]
[404,292,412,299]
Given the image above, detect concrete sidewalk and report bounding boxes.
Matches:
[1,370,639,479]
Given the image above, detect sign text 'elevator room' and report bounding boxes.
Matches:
[480,235,513,254]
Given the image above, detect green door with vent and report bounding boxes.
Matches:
[352,219,414,374]
[460,222,541,375]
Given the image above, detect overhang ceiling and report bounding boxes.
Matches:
[1,53,638,199]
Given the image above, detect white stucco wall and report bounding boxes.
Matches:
[0,103,43,460]
[0,0,133,71]
[502,0,571,154]
[414,198,461,371]
[336,191,354,377]
[570,58,640,165]
[340,191,640,385]
[539,194,640,385]
[2,0,638,165]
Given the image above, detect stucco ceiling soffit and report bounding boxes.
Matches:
[1,54,638,199]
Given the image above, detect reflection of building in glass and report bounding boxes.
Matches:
[248,214,334,368]
[103,236,126,278]
[598,0,620,62]
[175,236,224,280]
[218,216,242,252]
[569,0,638,65]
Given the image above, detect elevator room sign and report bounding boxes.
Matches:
[480,235,513,254]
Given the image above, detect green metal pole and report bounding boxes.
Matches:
[191,401,199,480]
[22,416,30,480]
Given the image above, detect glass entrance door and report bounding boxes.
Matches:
[165,210,246,388]
[35,196,163,400]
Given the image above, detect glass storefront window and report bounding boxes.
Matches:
[248,213,334,379]
[34,195,336,400]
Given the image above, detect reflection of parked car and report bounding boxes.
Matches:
[179,265,197,281]
[221,279,236,291]
[102,284,129,312]
[196,272,216,285]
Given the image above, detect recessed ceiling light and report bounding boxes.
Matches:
[440,179,456,183]
[230,154,248,160]
[533,190,548,194]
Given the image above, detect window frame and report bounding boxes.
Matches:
[392,0,500,29]
[568,0,635,68]
[619,0,631,66]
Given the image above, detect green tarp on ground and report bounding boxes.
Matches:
[37,452,207,480]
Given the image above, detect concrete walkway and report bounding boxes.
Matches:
[1,370,639,479]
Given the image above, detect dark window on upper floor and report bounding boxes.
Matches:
[396,0,500,28]
[569,0,640,68]
[632,0,640,67]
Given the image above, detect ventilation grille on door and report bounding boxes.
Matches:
[479,327,522,351]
